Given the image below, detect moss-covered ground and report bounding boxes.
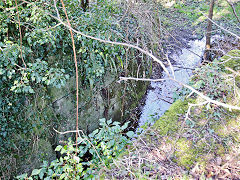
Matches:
[102,48,240,179]
[98,0,240,178]
[96,0,240,178]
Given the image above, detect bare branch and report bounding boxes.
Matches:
[47,13,170,76]
[60,0,79,150]
[119,76,240,111]
[225,67,240,76]
[226,0,240,24]
[166,50,175,79]
[53,128,80,135]
[179,101,208,134]
[14,0,27,69]
[118,77,166,83]
[171,77,240,111]
[53,128,107,168]
[54,0,61,20]
[199,10,240,39]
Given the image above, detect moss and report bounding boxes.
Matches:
[130,81,149,109]
[99,174,106,180]
[117,149,130,159]
[195,139,226,158]
[153,99,190,135]
[221,49,240,72]
[216,144,226,156]
[174,138,196,169]
[118,49,240,177]
[17,138,56,175]
[195,141,209,153]
[213,116,240,140]
[221,50,240,101]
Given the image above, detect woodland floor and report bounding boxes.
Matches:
[102,0,240,179]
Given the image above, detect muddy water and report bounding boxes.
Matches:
[138,38,206,129]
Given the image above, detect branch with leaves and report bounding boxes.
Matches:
[50,2,240,113]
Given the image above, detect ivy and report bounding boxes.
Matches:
[17,119,134,179]
[0,0,128,177]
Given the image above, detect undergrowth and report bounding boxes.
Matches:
[1,0,240,179]
[101,50,240,179]
[16,119,134,179]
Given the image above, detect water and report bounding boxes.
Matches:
[138,38,206,129]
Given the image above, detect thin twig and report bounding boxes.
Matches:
[118,77,166,83]
[166,50,175,79]
[172,77,240,110]
[6,1,27,10]
[53,128,107,168]
[118,76,240,111]
[46,13,170,76]
[54,0,61,20]
[60,0,79,150]
[37,23,62,32]
[14,0,27,69]
[53,128,80,135]
[226,0,240,24]
[199,10,240,39]
[225,67,240,76]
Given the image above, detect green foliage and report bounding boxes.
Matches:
[175,61,231,102]
[0,46,69,93]
[221,49,240,72]
[173,0,240,36]
[0,38,69,158]
[191,62,231,100]
[72,0,126,86]
[0,0,127,177]
[174,2,205,21]
[17,118,133,179]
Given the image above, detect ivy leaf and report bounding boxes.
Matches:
[89,78,94,89]
[29,88,34,94]
[0,68,5,75]
[16,173,28,179]
[55,145,62,151]
[112,121,120,126]
[59,173,66,180]
[107,119,112,125]
[65,74,70,79]
[89,129,99,138]
[126,131,134,138]
[99,118,106,125]
[121,122,129,130]
[31,169,41,176]
[39,168,46,179]
[42,77,47,81]
[10,86,16,91]
[45,80,50,85]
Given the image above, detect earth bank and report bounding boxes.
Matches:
[103,49,240,179]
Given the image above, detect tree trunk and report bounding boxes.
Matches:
[81,0,89,11]
[204,0,215,60]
